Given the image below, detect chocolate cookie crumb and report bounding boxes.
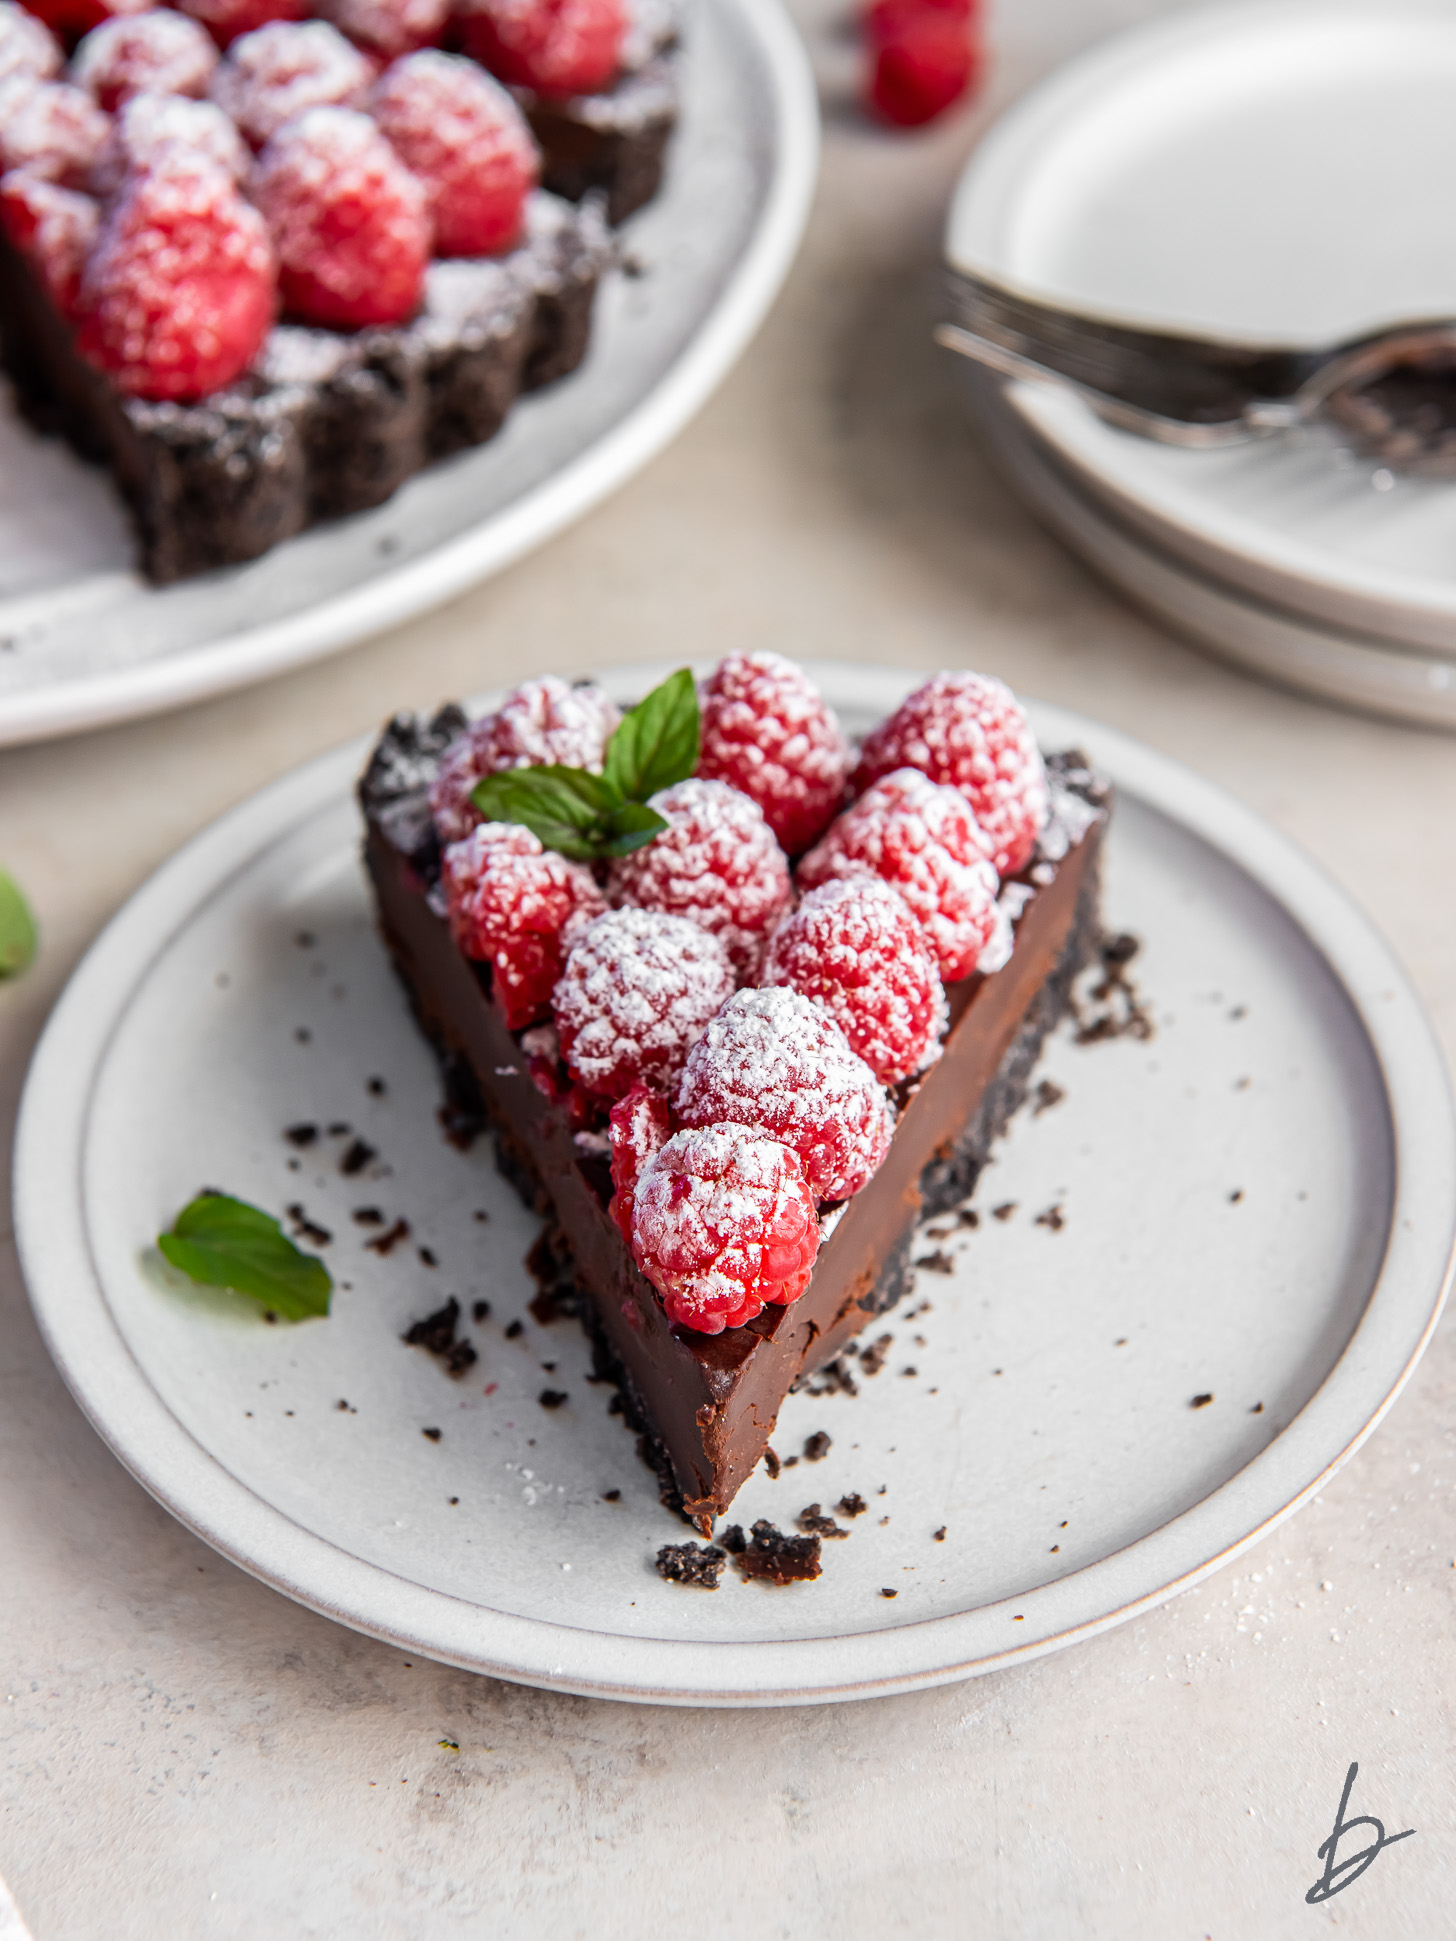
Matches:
[473,1209,490,1223]
[801,1356,858,1398]
[327,1121,351,1136]
[367,1076,387,1096]
[803,1431,831,1462]
[353,1206,384,1225]
[720,1524,746,1554]
[365,1218,410,1255]
[956,1207,980,1229]
[505,1319,524,1340]
[656,1542,727,1588]
[284,1122,318,1147]
[472,1300,490,1323]
[900,1366,918,1378]
[732,1519,822,1585]
[858,1334,893,1378]
[1032,1079,1065,1114]
[1073,931,1155,1043]
[1190,1392,1214,1409]
[762,1447,782,1479]
[341,1138,377,1176]
[538,1389,568,1410]
[418,1246,437,1267]
[838,1493,867,1518]
[286,1205,331,1245]
[602,1488,621,1502]
[422,1427,441,1442]
[1250,1402,1264,1414]
[448,1496,459,1505]
[403,1297,477,1378]
[294,930,315,950]
[933,1526,946,1542]
[1229,1189,1244,1203]
[914,1250,955,1274]
[1034,1204,1066,1232]
[294,1028,311,1044]
[797,1504,848,1539]
[880,1587,897,1599]
[993,1202,1017,1222]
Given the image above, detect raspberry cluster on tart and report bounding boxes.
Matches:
[0,0,677,579]
[360,654,1110,1527]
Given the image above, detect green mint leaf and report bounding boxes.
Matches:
[602,669,699,804]
[158,1193,332,1321]
[602,801,669,857]
[0,870,37,980]
[470,765,624,860]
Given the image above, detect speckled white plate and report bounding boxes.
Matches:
[0,0,817,747]
[13,665,1456,1706]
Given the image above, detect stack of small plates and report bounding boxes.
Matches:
[944,0,1456,729]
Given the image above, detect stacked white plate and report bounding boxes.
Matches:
[944,0,1456,729]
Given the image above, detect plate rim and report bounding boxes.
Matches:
[14,663,1456,1706]
[0,0,819,751]
[943,0,1456,649]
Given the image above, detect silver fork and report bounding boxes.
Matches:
[937,268,1456,471]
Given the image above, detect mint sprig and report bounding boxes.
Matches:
[158,1193,332,1321]
[469,669,699,861]
[0,870,37,980]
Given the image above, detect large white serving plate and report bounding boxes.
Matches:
[14,666,1455,1707]
[945,0,1456,664]
[0,0,816,747]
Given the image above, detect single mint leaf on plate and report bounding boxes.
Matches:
[602,668,699,805]
[602,800,669,857]
[158,1193,332,1321]
[470,764,623,861]
[0,870,37,980]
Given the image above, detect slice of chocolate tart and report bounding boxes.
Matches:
[359,696,1109,1531]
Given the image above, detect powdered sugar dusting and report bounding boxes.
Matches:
[72,11,218,113]
[696,650,850,855]
[0,76,109,183]
[95,92,250,194]
[210,20,372,146]
[316,0,449,58]
[675,985,894,1202]
[371,48,537,257]
[429,676,621,844]
[0,4,61,88]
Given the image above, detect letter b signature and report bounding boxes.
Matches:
[1305,1761,1415,1904]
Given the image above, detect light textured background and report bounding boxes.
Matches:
[3,0,1454,1934]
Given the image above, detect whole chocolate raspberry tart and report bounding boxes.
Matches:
[359,659,1110,1529]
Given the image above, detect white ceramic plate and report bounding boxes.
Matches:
[0,0,817,748]
[14,665,1455,1707]
[945,0,1456,664]
[972,373,1456,731]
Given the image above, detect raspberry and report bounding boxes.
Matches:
[0,167,97,311]
[0,4,61,87]
[210,20,371,146]
[853,671,1047,876]
[72,9,217,109]
[429,677,620,844]
[866,12,977,127]
[763,876,945,1084]
[372,50,536,256]
[607,778,791,981]
[675,986,892,1203]
[798,766,1010,983]
[250,105,429,329]
[458,0,625,99]
[864,0,971,43]
[630,1124,820,1334]
[177,0,304,52]
[695,651,851,856]
[554,907,733,1101]
[441,819,606,1030]
[75,154,274,399]
[0,76,108,184]
[607,1080,671,1241]
[94,90,249,192]
[316,0,446,60]
[22,0,149,47]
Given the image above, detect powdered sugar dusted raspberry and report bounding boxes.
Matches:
[372,50,536,256]
[696,651,850,856]
[95,90,248,192]
[429,677,620,844]
[0,5,61,87]
[72,10,217,110]
[441,819,606,1030]
[853,671,1047,877]
[607,1080,671,1241]
[23,0,151,44]
[250,104,428,328]
[631,1123,819,1334]
[554,907,733,1100]
[798,765,1011,982]
[0,76,108,185]
[0,167,97,312]
[210,20,371,145]
[607,777,791,981]
[458,0,625,98]
[316,0,446,59]
[75,154,274,399]
[763,876,946,1084]
[675,985,893,1202]
[178,0,304,50]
